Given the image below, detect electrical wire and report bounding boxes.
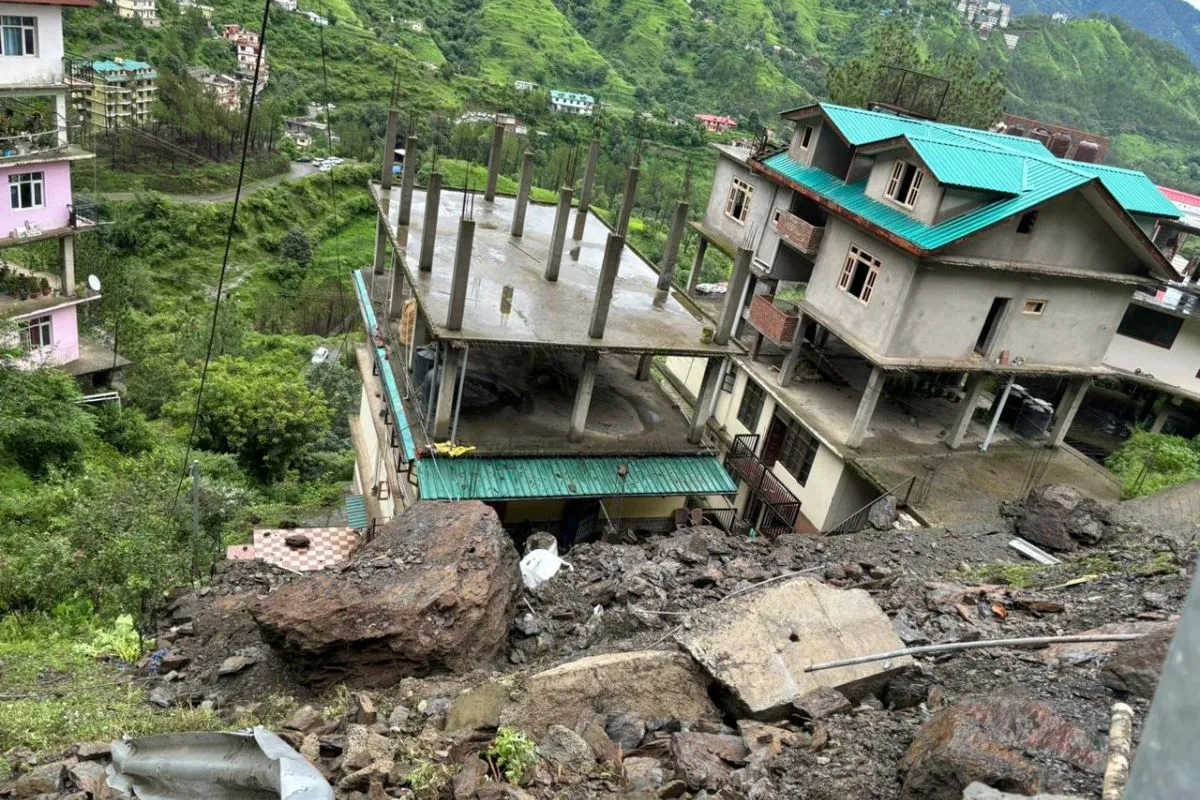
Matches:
[167,0,273,518]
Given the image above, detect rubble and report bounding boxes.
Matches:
[963,784,1085,800]
[1015,484,1116,552]
[1099,624,1176,699]
[254,501,521,687]
[676,577,909,719]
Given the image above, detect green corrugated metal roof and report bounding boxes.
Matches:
[417,455,737,501]
[344,494,368,528]
[905,137,1026,195]
[352,271,417,463]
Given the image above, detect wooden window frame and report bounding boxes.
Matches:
[799,125,814,150]
[1023,299,1047,316]
[883,159,924,209]
[724,177,754,224]
[837,244,883,305]
[736,378,766,430]
[777,418,818,486]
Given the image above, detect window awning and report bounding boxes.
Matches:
[417,455,737,502]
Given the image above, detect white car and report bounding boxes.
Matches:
[310,346,330,364]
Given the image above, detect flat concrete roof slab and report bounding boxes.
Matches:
[372,183,739,356]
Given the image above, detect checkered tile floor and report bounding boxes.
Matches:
[223,527,362,572]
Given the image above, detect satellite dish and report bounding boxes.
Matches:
[87,274,101,292]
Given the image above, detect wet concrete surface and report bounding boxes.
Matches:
[372,184,740,356]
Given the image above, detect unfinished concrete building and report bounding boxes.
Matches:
[349,119,740,542]
[664,103,1182,532]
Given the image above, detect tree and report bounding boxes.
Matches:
[827,23,1005,130]
[280,227,314,268]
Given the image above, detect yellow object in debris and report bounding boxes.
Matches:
[432,441,477,458]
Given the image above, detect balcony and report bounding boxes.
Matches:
[775,210,824,255]
[0,130,89,168]
[724,433,802,537]
[748,293,800,347]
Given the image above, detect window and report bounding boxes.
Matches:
[724,177,753,224]
[884,160,924,209]
[777,418,818,485]
[1117,304,1183,349]
[737,378,766,430]
[1023,299,1047,315]
[721,366,737,393]
[838,244,882,304]
[0,16,36,56]
[1017,210,1039,234]
[799,125,814,150]
[18,314,51,349]
[9,172,44,209]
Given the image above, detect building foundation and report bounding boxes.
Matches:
[1048,377,1092,448]
[847,366,885,449]
[947,373,988,450]
[568,352,599,442]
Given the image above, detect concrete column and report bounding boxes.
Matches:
[484,122,505,202]
[446,217,476,332]
[55,93,68,147]
[418,171,441,273]
[545,186,573,281]
[1151,402,1171,434]
[408,309,428,374]
[947,372,988,450]
[588,233,624,339]
[398,135,418,226]
[511,151,535,237]
[636,353,653,381]
[373,215,388,275]
[657,200,690,291]
[776,314,805,387]
[688,358,723,445]
[572,137,600,241]
[847,366,886,449]
[388,258,404,321]
[1047,377,1091,448]
[568,352,599,443]
[714,247,753,346]
[616,165,640,237]
[380,109,400,190]
[59,235,75,296]
[433,345,462,440]
[686,237,708,296]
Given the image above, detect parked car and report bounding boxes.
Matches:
[310,346,330,364]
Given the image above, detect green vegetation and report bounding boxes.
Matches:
[1107,428,1200,498]
[488,726,539,783]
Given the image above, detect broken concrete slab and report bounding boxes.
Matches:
[498,651,719,734]
[963,783,1086,799]
[676,577,911,720]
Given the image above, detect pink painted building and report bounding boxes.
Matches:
[1,160,74,238]
[694,113,737,133]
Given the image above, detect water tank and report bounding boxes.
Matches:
[1074,140,1101,163]
[1007,125,1026,137]
[1049,132,1073,158]
[1000,385,1029,426]
[1016,398,1054,438]
[1031,128,1052,147]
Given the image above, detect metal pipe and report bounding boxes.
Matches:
[451,344,469,443]
[980,376,1015,452]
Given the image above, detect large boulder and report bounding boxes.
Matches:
[1015,484,1111,552]
[900,696,1104,800]
[1100,624,1176,699]
[254,501,521,687]
[676,577,910,720]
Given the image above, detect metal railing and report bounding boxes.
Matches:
[70,197,101,228]
[825,475,917,535]
[0,128,70,158]
[724,433,802,537]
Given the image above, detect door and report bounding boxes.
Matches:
[974,297,1010,356]
[760,415,787,466]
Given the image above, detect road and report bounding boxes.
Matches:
[100,161,319,203]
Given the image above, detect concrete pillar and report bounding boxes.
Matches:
[511,151,535,237]
[588,233,624,339]
[1048,377,1091,448]
[55,93,68,147]
[568,352,599,443]
[776,315,805,387]
[418,171,441,273]
[947,373,988,450]
[380,109,400,190]
[657,200,690,291]
[433,345,462,440]
[572,138,600,241]
[59,235,75,297]
[373,215,388,275]
[484,122,505,202]
[446,217,476,332]
[398,135,418,227]
[636,353,653,381]
[1151,402,1171,434]
[714,247,753,346]
[545,186,573,281]
[688,358,723,445]
[616,165,640,237]
[388,257,404,321]
[847,366,885,449]
[686,237,707,296]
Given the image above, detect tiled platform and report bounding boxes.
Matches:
[223,527,362,572]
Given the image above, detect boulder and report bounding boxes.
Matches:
[1100,624,1176,699]
[11,761,64,797]
[623,756,666,791]
[1041,621,1169,666]
[66,760,107,797]
[285,533,311,549]
[282,704,324,732]
[676,577,910,720]
[792,686,851,721]
[868,494,899,530]
[605,713,647,751]
[446,679,512,731]
[1015,484,1111,552]
[900,696,1104,800]
[254,501,521,687]
[537,724,595,769]
[498,651,719,734]
[669,732,748,791]
[218,654,255,676]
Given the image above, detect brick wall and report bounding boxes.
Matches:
[776,211,824,253]
[748,294,799,345]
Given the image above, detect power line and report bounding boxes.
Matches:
[167,0,274,519]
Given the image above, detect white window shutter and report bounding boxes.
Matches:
[906,169,924,207]
[886,161,903,199]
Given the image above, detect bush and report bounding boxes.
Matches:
[280,227,314,267]
[1107,428,1200,497]
[90,404,154,455]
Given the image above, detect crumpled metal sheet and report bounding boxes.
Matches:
[106,726,333,800]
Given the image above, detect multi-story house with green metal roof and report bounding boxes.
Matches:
[664,102,1184,534]
[74,58,157,133]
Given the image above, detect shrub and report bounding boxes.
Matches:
[488,727,538,783]
[91,404,154,455]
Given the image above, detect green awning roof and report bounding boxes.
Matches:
[344,494,368,528]
[417,455,737,501]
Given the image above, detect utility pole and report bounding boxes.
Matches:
[190,460,201,581]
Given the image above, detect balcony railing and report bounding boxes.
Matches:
[0,127,73,161]
[70,196,101,228]
[775,210,824,254]
[748,293,800,347]
[724,433,802,537]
